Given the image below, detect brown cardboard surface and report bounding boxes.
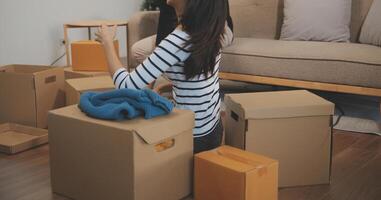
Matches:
[194,145,278,200]
[63,66,110,79]
[225,90,334,119]
[224,90,334,188]
[65,76,114,105]
[0,123,48,154]
[48,105,194,200]
[0,65,65,128]
[71,40,119,72]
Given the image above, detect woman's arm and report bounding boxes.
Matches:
[96,25,190,90]
[95,24,124,76]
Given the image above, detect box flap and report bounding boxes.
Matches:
[0,64,52,74]
[225,90,334,119]
[0,69,37,127]
[49,105,195,144]
[196,145,278,173]
[34,67,65,128]
[64,67,109,80]
[65,76,114,92]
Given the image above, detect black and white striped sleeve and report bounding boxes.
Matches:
[113,30,191,90]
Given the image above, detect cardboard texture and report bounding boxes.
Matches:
[65,76,115,105]
[71,40,119,72]
[194,145,278,200]
[224,90,335,187]
[0,65,65,128]
[64,67,109,80]
[48,105,194,200]
[0,123,48,154]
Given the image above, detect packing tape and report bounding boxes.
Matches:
[216,148,268,176]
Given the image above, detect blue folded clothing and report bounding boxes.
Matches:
[78,89,174,120]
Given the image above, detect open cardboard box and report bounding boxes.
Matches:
[48,105,194,200]
[0,123,48,154]
[65,76,115,105]
[0,65,65,128]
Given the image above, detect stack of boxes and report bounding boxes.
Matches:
[0,39,335,199]
[224,90,334,187]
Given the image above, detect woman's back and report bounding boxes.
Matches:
[113,29,221,137]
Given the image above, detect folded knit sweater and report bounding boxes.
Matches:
[78,89,173,120]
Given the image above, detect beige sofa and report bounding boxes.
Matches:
[127,0,381,109]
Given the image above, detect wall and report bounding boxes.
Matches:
[0,0,142,66]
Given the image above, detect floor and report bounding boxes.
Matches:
[0,130,380,200]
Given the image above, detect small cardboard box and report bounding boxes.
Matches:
[0,123,48,154]
[0,65,65,128]
[224,90,334,187]
[71,40,119,72]
[65,76,115,105]
[48,105,194,200]
[194,145,278,200]
[64,67,110,80]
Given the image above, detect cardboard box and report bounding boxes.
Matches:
[194,145,278,200]
[0,123,48,154]
[224,90,334,187]
[0,65,65,128]
[64,67,110,80]
[71,40,119,72]
[65,76,115,105]
[48,105,194,200]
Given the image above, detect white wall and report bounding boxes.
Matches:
[0,0,142,66]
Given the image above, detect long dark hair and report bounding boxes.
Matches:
[180,0,228,79]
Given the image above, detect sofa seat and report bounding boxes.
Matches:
[221,38,381,88]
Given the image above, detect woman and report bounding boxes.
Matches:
[96,0,228,153]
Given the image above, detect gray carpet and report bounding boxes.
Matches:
[317,92,381,136]
[220,80,381,136]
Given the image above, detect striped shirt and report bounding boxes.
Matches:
[113,29,221,138]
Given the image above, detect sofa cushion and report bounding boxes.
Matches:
[359,0,381,47]
[280,0,352,42]
[221,38,381,88]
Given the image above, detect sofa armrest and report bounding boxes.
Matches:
[128,11,160,68]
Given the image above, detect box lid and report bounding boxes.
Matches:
[225,90,334,119]
[49,105,195,144]
[196,145,278,173]
[66,76,114,92]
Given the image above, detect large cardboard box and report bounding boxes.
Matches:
[0,65,65,128]
[64,67,110,80]
[65,76,115,105]
[224,90,334,187]
[194,145,278,200]
[71,40,119,72]
[48,105,194,200]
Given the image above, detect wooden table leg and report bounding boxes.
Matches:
[64,25,70,66]
[88,27,92,40]
[125,24,129,72]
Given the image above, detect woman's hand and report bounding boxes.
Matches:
[95,24,123,76]
[95,24,117,46]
